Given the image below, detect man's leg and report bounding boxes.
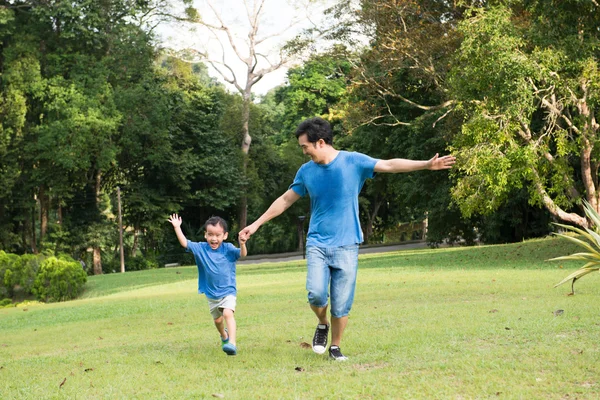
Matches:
[330,316,348,347]
[328,244,359,360]
[310,304,328,325]
[306,246,330,354]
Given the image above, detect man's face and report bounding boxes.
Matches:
[298,133,324,164]
[205,223,228,250]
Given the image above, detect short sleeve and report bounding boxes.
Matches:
[352,152,378,180]
[225,243,241,261]
[289,165,307,197]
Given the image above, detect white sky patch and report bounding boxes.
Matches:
[156,0,339,95]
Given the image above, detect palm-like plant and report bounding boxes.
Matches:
[549,201,600,295]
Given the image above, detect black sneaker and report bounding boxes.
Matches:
[312,323,329,354]
[328,345,348,361]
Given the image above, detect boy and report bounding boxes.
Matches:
[168,214,247,356]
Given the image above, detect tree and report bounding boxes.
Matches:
[448,3,600,229]
[168,0,330,229]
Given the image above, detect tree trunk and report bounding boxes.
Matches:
[57,200,63,225]
[39,185,49,242]
[238,92,252,229]
[93,247,102,275]
[364,199,382,244]
[93,170,103,275]
[31,206,37,253]
[131,225,139,257]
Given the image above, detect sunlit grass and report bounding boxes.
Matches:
[1,237,599,399]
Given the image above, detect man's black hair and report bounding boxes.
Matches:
[204,216,228,232]
[295,117,333,145]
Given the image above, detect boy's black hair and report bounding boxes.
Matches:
[295,117,333,145]
[204,216,228,232]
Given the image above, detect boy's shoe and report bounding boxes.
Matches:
[312,323,329,354]
[221,328,229,344]
[328,346,348,361]
[222,343,237,356]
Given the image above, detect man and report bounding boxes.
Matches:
[239,117,455,361]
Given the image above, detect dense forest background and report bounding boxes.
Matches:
[1,0,598,274]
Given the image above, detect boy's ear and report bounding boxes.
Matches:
[223,232,228,240]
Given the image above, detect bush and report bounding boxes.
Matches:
[0,251,20,298]
[0,298,14,308]
[126,255,159,271]
[6,254,43,297]
[33,257,87,302]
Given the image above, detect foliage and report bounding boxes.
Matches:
[0,250,19,299]
[550,201,600,294]
[32,256,87,302]
[449,2,600,228]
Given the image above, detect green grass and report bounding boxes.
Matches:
[1,237,599,399]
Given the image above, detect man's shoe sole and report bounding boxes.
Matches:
[312,345,327,355]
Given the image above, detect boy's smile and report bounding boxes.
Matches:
[205,223,228,250]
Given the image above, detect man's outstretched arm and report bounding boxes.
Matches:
[374,153,456,173]
[240,189,301,240]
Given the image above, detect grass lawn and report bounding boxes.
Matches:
[1,237,599,399]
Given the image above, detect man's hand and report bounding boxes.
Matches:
[428,154,456,170]
[168,214,182,228]
[239,222,259,242]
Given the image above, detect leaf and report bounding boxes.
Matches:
[553,309,564,316]
[554,267,599,288]
[299,342,311,349]
[295,367,305,372]
[59,378,66,388]
[211,394,224,398]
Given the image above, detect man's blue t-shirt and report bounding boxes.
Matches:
[289,151,378,247]
[186,241,241,300]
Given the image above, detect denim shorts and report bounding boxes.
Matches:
[305,244,359,318]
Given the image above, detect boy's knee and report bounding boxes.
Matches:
[222,308,235,318]
[214,316,224,324]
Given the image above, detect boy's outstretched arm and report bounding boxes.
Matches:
[238,232,248,258]
[168,214,188,248]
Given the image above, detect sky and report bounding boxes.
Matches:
[156,0,339,95]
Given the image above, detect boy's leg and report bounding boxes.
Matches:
[222,308,236,346]
[213,316,228,342]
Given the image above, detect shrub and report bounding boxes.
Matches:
[33,257,87,302]
[0,251,19,298]
[550,201,600,294]
[5,254,43,297]
[0,298,14,308]
[126,255,159,271]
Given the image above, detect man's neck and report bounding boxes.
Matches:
[319,147,339,165]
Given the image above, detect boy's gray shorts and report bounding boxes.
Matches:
[207,295,236,319]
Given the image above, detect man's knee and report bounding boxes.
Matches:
[307,290,328,308]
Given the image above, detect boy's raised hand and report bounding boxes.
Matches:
[168,214,182,228]
[238,231,247,245]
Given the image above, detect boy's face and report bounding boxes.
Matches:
[205,223,228,250]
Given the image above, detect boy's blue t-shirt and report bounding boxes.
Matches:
[186,241,241,300]
[289,151,378,247]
